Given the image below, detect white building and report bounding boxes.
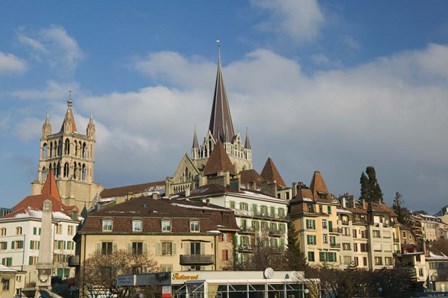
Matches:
[0,170,80,289]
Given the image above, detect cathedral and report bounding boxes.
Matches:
[31,93,103,211]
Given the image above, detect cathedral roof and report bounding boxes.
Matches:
[208,43,235,143]
[203,141,236,176]
[260,157,286,187]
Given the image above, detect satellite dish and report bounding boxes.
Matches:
[264,267,274,279]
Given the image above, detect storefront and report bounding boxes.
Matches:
[117,270,319,298]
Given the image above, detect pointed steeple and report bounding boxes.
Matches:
[203,140,236,176]
[41,169,62,203]
[309,171,329,200]
[261,157,286,187]
[42,113,52,138]
[244,128,252,149]
[208,41,235,143]
[60,91,78,133]
[192,126,199,149]
[86,113,95,139]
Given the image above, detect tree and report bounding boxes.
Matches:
[392,192,411,225]
[236,237,287,271]
[79,250,159,298]
[359,166,383,203]
[285,223,307,271]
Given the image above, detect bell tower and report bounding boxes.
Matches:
[31,92,100,210]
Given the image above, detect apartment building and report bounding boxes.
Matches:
[289,171,340,268]
[0,170,79,288]
[73,195,239,274]
[410,213,448,242]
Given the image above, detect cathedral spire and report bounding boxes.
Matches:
[208,40,235,143]
[60,91,77,133]
[42,113,52,138]
[192,126,199,149]
[245,127,252,149]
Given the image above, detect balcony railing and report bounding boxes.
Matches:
[269,229,284,237]
[240,227,256,234]
[235,209,287,220]
[179,254,214,265]
[330,243,341,248]
[238,245,255,253]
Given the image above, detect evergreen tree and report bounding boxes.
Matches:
[392,192,411,225]
[285,223,307,271]
[359,166,383,203]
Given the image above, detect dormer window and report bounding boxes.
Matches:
[190,220,200,232]
[102,219,113,232]
[162,220,172,232]
[133,220,143,232]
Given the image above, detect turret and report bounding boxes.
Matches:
[41,113,52,139]
[86,114,95,139]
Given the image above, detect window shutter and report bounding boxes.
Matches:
[30,241,33,249]
[127,243,132,253]
[156,243,161,256]
[172,243,177,255]
[185,243,191,255]
[143,243,148,255]
[11,241,15,249]
[200,242,205,255]
[329,221,333,231]
[96,243,101,254]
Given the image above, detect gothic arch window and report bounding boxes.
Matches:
[58,139,63,156]
[49,163,53,171]
[82,164,87,181]
[74,141,78,157]
[63,163,69,178]
[43,143,48,159]
[42,167,48,181]
[64,139,70,155]
[73,162,77,179]
[50,142,53,158]
[82,143,87,159]
[56,162,61,178]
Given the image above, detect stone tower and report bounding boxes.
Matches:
[31,93,100,210]
[191,42,252,173]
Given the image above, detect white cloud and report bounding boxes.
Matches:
[0,51,28,75]
[10,80,80,102]
[251,0,324,43]
[17,25,83,75]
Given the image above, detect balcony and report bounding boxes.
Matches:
[179,254,214,265]
[68,255,79,267]
[330,243,341,249]
[269,229,283,237]
[238,245,255,253]
[240,227,256,234]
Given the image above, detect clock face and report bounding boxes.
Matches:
[264,267,274,279]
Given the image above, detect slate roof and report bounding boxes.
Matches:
[60,96,77,133]
[260,157,286,187]
[203,141,236,175]
[100,181,165,199]
[79,195,239,233]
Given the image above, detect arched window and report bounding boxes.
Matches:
[50,142,53,158]
[42,167,48,181]
[56,162,61,178]
[43,143,48,159]
[82,164,87,181]
[74,141,78,157]
[63,163,69,178]
[0,228,6,236]
[82,143,87,159]
[73,162,77,179]
[58,140,62,156]
[64,139,70,155]
[16,227,22,235]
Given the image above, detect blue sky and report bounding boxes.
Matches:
[1,1,448,213]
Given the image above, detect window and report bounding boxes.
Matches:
[353,243,358,252]
[342,227,350,236]
[252,221,260,231]
[306,219,316,230]
[190,242,201,255]
[353,229,357,238]
[229,201,235,209]
[360,243,368,252]
[190,221,200,232]
[1,258,12,266]
[327,205,332,214]
[55,224,62,234]
[16,227,22,235]
[342,243,351,250]
[68,226,74,235]
[132,242,143,255]
[261,206,268,216]
[161,265,173,272]
[161,242,175,256]
[319,252,336,262]
[162,220,172,232]
[270,207,275,217]
[241,219,247,229]
[374,257,383,266]
[363,257,368,266]
[252,204,258,214]
[419,268,424,277]
[2,278,10,291]
[30,241,40,250]
[12,240,24,249]
[373,230,381,238]
[278,208,285,217]
[307,235,317,245]
[330,236,336,245]
[322,219,327,229]
[385,257,393,266]
[0,242,6,250]
[261,221,269,231]
[343,256,352,265]
[361,230,367,238]
[240,203,248,210]
[102,219,113,232]
[29,256,38,265]
[101,242,113,255]
[308,252,315,262]
[133,220,143,232]
[0,228,6,236]
[222,249,229,261]
[323,234,328,244]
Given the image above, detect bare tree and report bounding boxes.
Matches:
[78,249,159,297]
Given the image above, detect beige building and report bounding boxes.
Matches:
[73,195,239,276]
[31,93,103,211]
[0,264,26,297]
[289,171,340,268]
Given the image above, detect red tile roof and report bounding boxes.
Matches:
[203,141,236,175]
[240,169,264,187]
[260,157,286,187]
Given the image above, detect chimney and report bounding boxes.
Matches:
[342,197,347,208]
[152,192,159,200]
[292,182,297,197]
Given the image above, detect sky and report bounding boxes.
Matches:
[1,1,448,214]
